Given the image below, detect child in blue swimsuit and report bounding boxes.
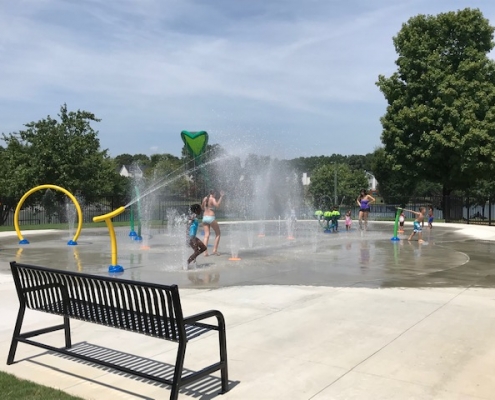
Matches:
[187,204,207,267]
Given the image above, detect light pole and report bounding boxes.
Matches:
[334,167,337,205]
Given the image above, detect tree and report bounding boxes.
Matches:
[114,153,135,168]
[376,8,495,218]
[371,147,416,205]
[147,153,189,198]
[309,163,368,209]
[0,104,124,222]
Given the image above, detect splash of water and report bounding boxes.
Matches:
[124,155,229,208]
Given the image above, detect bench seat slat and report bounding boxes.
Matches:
[29,299,211,341]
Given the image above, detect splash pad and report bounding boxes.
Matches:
[2,219,489,291]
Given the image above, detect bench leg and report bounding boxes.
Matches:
[219,325,229,393]
[7,306,26,365]
[170,342,187,400]
[64,316,71,348]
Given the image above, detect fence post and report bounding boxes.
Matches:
[466,194,470,225]
[490,198,492,227]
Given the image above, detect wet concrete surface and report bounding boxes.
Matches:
[1,221,495,289]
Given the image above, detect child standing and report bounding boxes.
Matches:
[403,207,426,243]
[428,206,434,229]
[345,210,352,231]
[399,211,405,232]
[186,204,207,268]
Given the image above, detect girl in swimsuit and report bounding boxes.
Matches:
[201,189,225,256]
[356,189,375,230]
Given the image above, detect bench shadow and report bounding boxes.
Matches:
[21,341,240,399]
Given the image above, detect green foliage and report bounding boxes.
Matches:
[371,147,416,204]
[308,163,368,209]
[289,154,373,175]
[114,153,135,167]
[147,153,189,198]
[376,8,495,197]
[0,104,126,224]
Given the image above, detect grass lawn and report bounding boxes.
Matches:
[0,370,84,399]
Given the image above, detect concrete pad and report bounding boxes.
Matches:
[311,371,490,400]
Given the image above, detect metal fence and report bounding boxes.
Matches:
[3,194,495,227]
[362,195,495,225]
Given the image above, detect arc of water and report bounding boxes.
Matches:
[125,155,229,207]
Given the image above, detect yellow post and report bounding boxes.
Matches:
[93,206,126,273]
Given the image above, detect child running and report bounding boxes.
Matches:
[186,204,207,268]
[428,206,434,229]
[402,207,426,243]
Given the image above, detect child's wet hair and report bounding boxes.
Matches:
[190,204,202,214]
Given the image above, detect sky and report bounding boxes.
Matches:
[1,0,495,160]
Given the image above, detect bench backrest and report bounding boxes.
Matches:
[10,261,186,342]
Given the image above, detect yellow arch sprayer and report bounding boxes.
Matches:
[15,184,83,245]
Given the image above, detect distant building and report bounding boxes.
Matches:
[119,165,144,179]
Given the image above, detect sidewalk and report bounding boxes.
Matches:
[1,223,495,399]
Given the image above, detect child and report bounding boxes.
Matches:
[186,204,207,268]
[403,207,426,243]
[399,211,405,232]
[345,210,352,231]
[428,206,434,229]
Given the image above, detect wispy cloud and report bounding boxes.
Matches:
[0,0,494,157]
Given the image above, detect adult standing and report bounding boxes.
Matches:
[356,189,375,230]
[201,189,225,256]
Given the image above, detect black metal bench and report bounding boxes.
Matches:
[7,261,229,400]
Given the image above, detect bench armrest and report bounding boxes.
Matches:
[183,309,226,330]
[20,282,70,312]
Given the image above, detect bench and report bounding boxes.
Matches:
[7,261,229,400]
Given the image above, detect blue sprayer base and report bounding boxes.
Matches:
[108,265,124,273]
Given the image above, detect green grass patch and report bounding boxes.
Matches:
[0,370,84,399]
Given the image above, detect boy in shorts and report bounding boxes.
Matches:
[403,207,426,243]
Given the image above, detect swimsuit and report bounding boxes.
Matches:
[359,198,370,212]
[188,215,199,238]
[413,221,422,232]
[202,215,216,225]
